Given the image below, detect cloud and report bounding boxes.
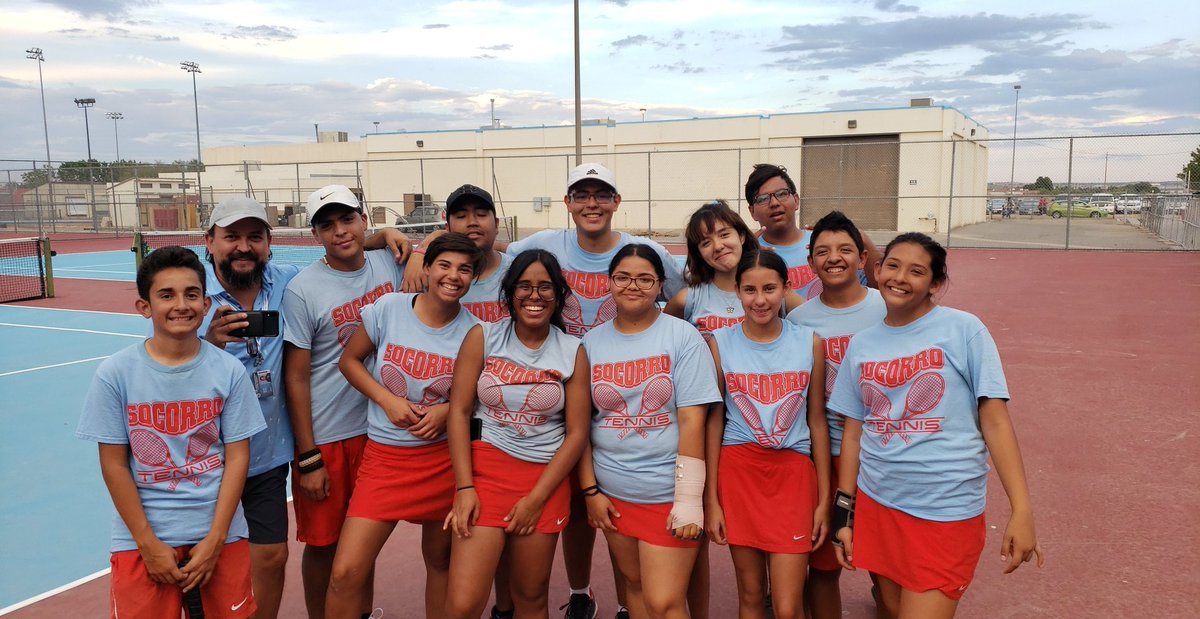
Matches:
[35,0,156,18]
[875,0,918,13]
[605,0,631,6]
[653,61,706,74]
[479,44,512,51]
[475,54,497,60]
[225,25,297,42]
[612,35,652,50]
[423,23,450,29]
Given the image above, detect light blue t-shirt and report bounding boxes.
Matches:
[202,261,302,477]
[712,321,817,454]
[476,318,582,463]
[682,282,744,339]
[360,292,478,447]
[827,306,1009,522]
[507,230,685,338]
[786,287,886,456]
[462,251,514,323]
[582,314,721,504]
[758,231,816,296]
[76,341,267,552]
[282,251,401,444]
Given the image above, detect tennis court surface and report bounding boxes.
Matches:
[2,240,1197,618]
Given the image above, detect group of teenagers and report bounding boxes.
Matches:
[77,162,1044,619]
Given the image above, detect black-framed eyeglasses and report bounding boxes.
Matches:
[514,282,556,299]
[611,274,659,290]
[568,190,616,205]
[751,188,793,207]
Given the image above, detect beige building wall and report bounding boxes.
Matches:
[200,106,989,233]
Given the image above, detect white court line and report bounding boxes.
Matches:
[0,568,111,615]
[55,261,128,268]
[0,323,143,339]
[0,305,138,316]
[52,268,134,275]
[0,355,111,377]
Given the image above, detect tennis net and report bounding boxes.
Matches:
[0,237,53,303]
[132,217,519,270]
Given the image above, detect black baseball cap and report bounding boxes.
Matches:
[445,184,495,215]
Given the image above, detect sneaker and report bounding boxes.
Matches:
[560,592,598,619]
[490,605,515,619]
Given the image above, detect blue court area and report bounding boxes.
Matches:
[0,306,148,611]
[50,250,137,282]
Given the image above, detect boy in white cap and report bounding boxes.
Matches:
[199,194,410,618]
[281,185,406,619]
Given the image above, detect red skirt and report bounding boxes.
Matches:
[347,439,454,523]
[809,455,841,571]
[605,496,700,549]
[854,490,986,600]
[472,441,571,534]
[718,442,818,554]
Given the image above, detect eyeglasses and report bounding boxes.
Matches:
[751,188,793,207]
[611,274,659,290]
[514,282,556,299]
[568,190,616,205]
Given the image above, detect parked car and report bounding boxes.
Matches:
[1115,197,1143,214]
[394,204,447,233]
[1090,201,1116,215]
[1048,202,1107,218]
[988,198,1007,214]
[1017,198,1041,215]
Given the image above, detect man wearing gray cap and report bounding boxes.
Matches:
[202,193,410,619]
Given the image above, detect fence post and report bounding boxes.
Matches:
[647,151,652,236]
[736,148,743,215]
[1065,138,1074,250]
[946,139,957,247]
[419,158,426,200]
[133,165,142,232]
[89,160,99,232]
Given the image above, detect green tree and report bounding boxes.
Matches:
[1178,147,1200,192]
[1023,176,1054,192]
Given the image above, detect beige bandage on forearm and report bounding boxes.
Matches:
[667,455,705,529]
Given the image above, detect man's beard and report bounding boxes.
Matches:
[218,252,267,290]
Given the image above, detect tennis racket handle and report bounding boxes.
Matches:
[178,559,205,619]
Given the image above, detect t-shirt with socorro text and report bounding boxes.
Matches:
[827,306,1009,522]
[476,318,582,463]
[712,320,817,454]
[461,251,514,323]
[582,314,720,504]
[506,230,684,338]
[786,287,886,456]
[682,282,744,339]
[282,250,401,444]
[76,341,266,552]
[360,292,478,447]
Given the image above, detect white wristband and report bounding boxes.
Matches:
[667,455,705,530]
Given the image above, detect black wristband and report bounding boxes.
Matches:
[582,485,602,497]
[456,485,475,492]
[298,458,325,475]
[831,489,855,547]
[297,448,321,462]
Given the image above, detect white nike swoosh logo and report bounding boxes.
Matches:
[231,597,249,611]
[793,535,805,541]
[556,516,568,526]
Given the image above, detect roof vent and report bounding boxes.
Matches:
[910,98,933,107]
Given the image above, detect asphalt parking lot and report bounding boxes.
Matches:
[938,216,1179,250]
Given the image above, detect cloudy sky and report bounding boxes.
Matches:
[1,0,1197,182]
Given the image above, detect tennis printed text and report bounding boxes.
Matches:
[859,348,945,388]
[127,397,223,434]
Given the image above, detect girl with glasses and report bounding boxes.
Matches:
[443,250,592,619]
[579,244,721,619]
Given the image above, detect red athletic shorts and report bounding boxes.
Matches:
[854,490,986,600]
[471,441,570,534]
[110,539,254,619]
[347,439,455,523]
[292,434,367,546]
[718,443,818,554]
[809,455,841,571]
[604,496,700,549]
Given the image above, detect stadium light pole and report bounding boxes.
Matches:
[1009,84,1021,193]
[106,112,123,162]
[180,61,203,214]
[26,47,51,237]
[573,0,581,165]
[75,97,99,230]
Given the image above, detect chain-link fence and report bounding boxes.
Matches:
[3,132,1196,250]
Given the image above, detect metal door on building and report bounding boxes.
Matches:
[799,135,899,230]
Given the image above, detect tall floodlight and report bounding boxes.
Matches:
[180,61,203,213]
[573,0,582,165]
[1009,84,1021,193]
[107,112,124,219]
[75,97,99,230]
[25,47,50,237]
[106,112,123,162]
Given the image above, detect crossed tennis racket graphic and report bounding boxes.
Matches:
[729,389,807,448]
[478,373,563,436]
[593,375,673,440]
[129,421,220,491]
[861,371,946,445]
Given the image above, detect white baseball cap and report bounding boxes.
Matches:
[306,184,363,222]
[566,163,618,194]
[206,196,272,229]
